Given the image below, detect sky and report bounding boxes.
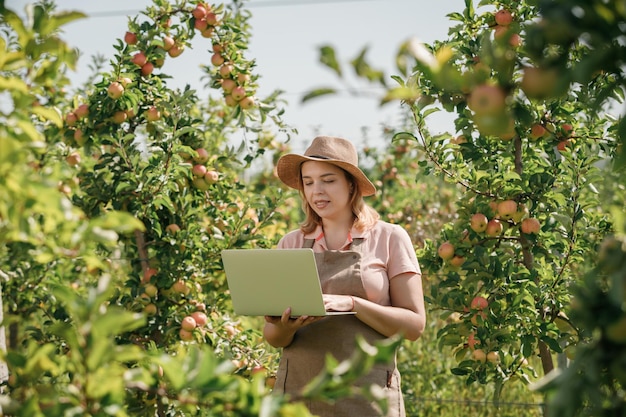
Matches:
[8,0,462,152]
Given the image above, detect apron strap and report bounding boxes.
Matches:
[303,238,315,249]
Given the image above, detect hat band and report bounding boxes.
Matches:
[306,154,330,159]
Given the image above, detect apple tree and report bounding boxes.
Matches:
[303,0,623,406]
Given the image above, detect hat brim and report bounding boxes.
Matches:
[276,154,376,197]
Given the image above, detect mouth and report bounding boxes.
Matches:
[313,200,330,209]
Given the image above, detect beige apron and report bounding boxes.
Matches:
[274,238,406,417]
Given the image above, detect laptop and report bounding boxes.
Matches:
[221,248,356,317]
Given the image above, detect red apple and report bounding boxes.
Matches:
[172,280,190,295]
[192,164,208,177]
[194,148,209,163]
[146,106,161,121]
[521,218,541,234]
[221,78,237,93]
[191,311,208,327]
[437,241,455,260]
[487,351,499,363]
[124,31,138,45]
[212,43,224,53]
[119,77,133,87]
[181,316,197,331]
[557,140,571,152]
[224,94,237,107]
[497,200,518,220]
[192,4,208,19]
[530,124,547,140]
[132,52,148,67]
[204,170,219,184]
[561,123,574,137]
[194,18,208,31]
[211,52,225,66]
[165,223,180,234]
[219,63,234,77]
[239,96,255,110]
[73,129,85,145]
[179,328,194,341]
[111,111,127,124]
[168,44,184,58]
[107,81,124,99]
[205,12,219,26]
[140,62,154,76]
[65,112,78,126]
[472,348,487,363]
[467,332,479,350]
[143,267,158,283]
[66,152,81,166]
[470,213,488,233]
[74,104,89,120]
[486,219,503,236]
[468,84,507,116]
[450,255,465,268]
[471,296,489,310]
[231,86,246,101]
[162,36,175,51]
[494,9,513,26]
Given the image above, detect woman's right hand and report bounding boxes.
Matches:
[263,307,324,347]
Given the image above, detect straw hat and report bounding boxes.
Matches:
[276,136,376,196]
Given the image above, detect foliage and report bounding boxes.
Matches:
[302,0,625,414]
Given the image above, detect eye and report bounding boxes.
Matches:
[303,181,313,186]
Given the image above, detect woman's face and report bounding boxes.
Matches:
[301,161,352,221]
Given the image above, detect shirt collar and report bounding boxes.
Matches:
[305,224,366,249]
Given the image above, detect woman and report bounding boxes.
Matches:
[264,136,426,417]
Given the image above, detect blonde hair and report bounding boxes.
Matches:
[298,170,379,234]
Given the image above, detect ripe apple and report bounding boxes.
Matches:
[191,311,208,327]
[467,332,479,350]
[192,4,208,19]
[219,63,234,77]
[179,328,194,341]
[521,217,541,234]
[520,66,559,100]
[221,78,237,93]
[181,316,197,331]
[144,303,157,316]
[497,200,518,220]
[205,12,219,26]
[107,81,124,99]
[65,112,78,126]
[494,9,513,26]
[467,84,506,116]
[124,31,138,45]
[204,170,219,184]
[472,348,487,363]
[212,43,224,53]
[194,18,208,31]
[449,255,465,268]
[238,96,255,110]
[66,152,81,166]
[231,86,246,101]
[509,33,522,48]
[141,62,154,76]
[211,52,225,66]
[224,94,237,107]
[73,104,89,120]
[470,296,489,310]
[485,219,503,236]
[142,267,158,283]
[201,27,214,38]
[119,77,133,87]
[470,213,488,233]
[557,139,571,152]
[146,106,161,121]
[132,52,148,67]
[487,351,500,363]
[172,280,190,295]
[73,128,86,145]
[162,36,175,51]
[437,241,455,260]
[165,223,180,234]
[111,111,127,124]
[192,164,208,177]
[530,123,547,140]
[168,44,184,58]
[237,72,251,84]
[194,148,209,163]
[561,123,574,137]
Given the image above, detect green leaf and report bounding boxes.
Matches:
[31,105,63,127]
[301,88,337,103]
[38,11,87,37]
[318,45,342,77]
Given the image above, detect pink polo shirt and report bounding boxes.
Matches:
[277,221,421,306]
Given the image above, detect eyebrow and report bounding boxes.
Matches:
[301,172,339,180]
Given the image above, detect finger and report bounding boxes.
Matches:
[281,307,292,323]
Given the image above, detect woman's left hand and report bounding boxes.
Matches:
[323,294,354,312]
